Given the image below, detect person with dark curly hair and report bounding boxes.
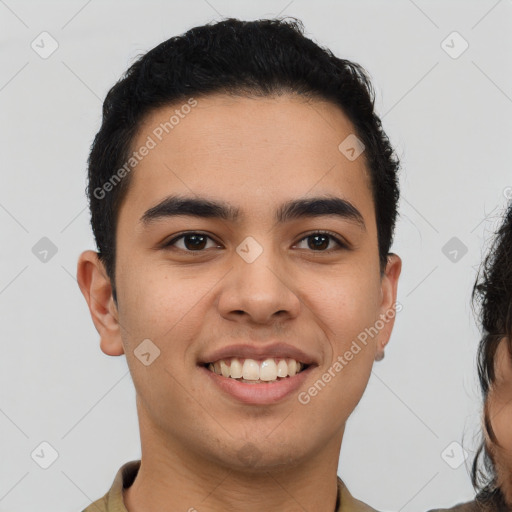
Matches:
[77,17,402,511]
[429,204,512,512]
[471,204,512,510]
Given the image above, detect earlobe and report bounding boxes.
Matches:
[374,350,385,361]
[76,250,125,356]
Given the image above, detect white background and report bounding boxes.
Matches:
[1,1,512,510]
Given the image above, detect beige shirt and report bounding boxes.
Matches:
[81,460,377,512]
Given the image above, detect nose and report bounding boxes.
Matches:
[217,243,301,326]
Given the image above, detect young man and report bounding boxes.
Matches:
[77,17,401,511]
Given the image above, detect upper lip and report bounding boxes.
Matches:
[199,342,318,366]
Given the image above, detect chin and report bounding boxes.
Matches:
[211,441,306,474]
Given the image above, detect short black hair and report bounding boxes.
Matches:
[86,17,400,303]
[471,202,512,508]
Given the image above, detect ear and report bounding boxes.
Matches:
[76,250,125,356]
[493,336,512,389]
[375,253,402,360]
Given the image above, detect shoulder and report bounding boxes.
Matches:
[337,477,379,511]
[81,459,140,512]
[427,501,484,512]
[82,494,108,512]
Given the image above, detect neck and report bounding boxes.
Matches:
[124,415,344,512]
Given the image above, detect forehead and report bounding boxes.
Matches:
[119,92,374,228]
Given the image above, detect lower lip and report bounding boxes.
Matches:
[199,365,314,405]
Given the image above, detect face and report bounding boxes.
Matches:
[487,337,512,502]
[78,92,401,473]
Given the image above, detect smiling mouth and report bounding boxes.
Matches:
[202,357,310,384]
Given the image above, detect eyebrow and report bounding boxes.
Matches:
[140,194,366,230]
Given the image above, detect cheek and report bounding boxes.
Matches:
[488,393,512,499]
[315,270,381,339]
[492,409,512,463]
[117,260,205,338]
[303,272,380,403]
[488,349,512,483]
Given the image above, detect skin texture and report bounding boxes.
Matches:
[487,337,512,505]
[77,93,401,512]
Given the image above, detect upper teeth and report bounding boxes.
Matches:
[207,358,304,381]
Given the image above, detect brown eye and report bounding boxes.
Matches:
[164,233,220,251]
[295,232,346,251]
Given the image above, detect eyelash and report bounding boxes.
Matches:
[162,230,348,253]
